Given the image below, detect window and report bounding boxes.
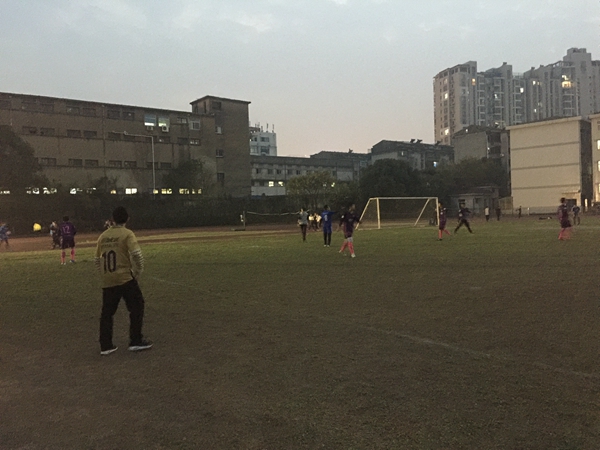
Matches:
[161,188,173,195]
[108,132,122,140]
[160,162,172,169]
[296,170,301,175]
[123,134,136,142]
[189,121,200,130]
[212,101,222,110]
[287,169,292,175]
[82,107,96,116]
[0,100,11,109]
[85,159,99,167]
[157,136,170,143]
[217,172,225,184]
[251,136,257,142]
[255,168,261,174]
[68,159,83,167]
[260,137,269,142]
[189,139,200,145]
[268,181,275,187]
[22,102,37,111]
[216,126,222,134]
[176,117,188,124]
[109,160,123,168]
[67,129,82,138]
[267,169,273,174]
[278,181,284,187]
[147,162,159,169]
[123,111,135,120]
[22,126,37,134]
[83,130,97,139]
[39,157,57,166]
[260,146,269,154]
[124,161,137,168]
[216,149,224,157]
[179,188,190,194]
[40,103,54,113]
[107,109,120,119]
[276,169,282,175]
[66,106,80,115]
[176,137,187,145]
[144,114,157,126]
[125,188,138,195]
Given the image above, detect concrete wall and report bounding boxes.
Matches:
[508,117,586,213]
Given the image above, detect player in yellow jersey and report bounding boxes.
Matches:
[95,206,152,355]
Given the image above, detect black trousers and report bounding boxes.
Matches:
[99,279,145,350]
[455,219,473,233]
[323,230,332,245]
[300,224,307,241]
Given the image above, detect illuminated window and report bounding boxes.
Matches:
[444,93,448,100]
[278,181,284,187]
[268,181,275,187]
[69,188,83,195]
[444,129,450,136]
[0,189,10,195]
[43,187,57,194]
[161,188,173,195]
[179,188,190,194]
[144,114,157,126]
[190,139,200,145]
[110,190,117,195]
[125,188,138,195]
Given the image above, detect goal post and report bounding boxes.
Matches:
[358,197,439,230]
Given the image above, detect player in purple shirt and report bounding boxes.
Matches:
[58,215,77,264]
[557,197,572,240]
[438,203,451,240]
[339,204,361,258]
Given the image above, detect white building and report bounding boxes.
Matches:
[250,123,277,156]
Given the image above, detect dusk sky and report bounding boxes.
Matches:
[1,0,598,157]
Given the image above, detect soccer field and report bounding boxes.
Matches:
[2,218,600,449]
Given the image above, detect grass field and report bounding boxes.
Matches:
[2,218,600,449]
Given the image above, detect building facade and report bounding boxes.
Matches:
[435,48,600,145]
[370,140,454,170]
[250,124,277,156]
[0,92,251,197]
[508,116,593,213]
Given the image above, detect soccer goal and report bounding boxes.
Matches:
[358,197,439,230]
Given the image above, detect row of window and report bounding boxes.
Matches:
[253,181,285,187]
[13,187,205,196]
[254,168,336,176]
[38,158,172,169]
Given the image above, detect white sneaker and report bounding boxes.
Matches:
[100,346,118,356]
[351,253,356,258]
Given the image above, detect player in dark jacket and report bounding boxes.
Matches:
[339,204,361,257]
[558,197,572,240]
[454,205,473,234]
[438,203,451,240]
[59,216,77,264]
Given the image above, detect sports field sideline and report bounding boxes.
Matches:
[2,217,600,449]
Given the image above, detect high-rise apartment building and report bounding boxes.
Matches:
[249,123,277,156]
[434,48,600,143]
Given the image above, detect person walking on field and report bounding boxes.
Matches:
[557,197,572,241]
[572,205,581,225]
[59,216,77,264]
[0,221,10,248]
[438,203,451,240]
[320,205,336,247]
[454,204,473,234]
[339,204,361,257]
[298,208,309,242]
[495,206,501,221]
[95,206,152,356]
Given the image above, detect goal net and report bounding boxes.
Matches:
[358,197,439,230]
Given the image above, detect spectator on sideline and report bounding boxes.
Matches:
[58,216,77,264]
[0,221,10,248]
[484,206,490,222]
[558,197,572,241]
[339,204,361,257]
[572,205,581,225]
[95,206,152,356]
[495,206,502,221]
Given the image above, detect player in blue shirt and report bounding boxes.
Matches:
[0,222,10,248]
[320,205,336,247]
[59,215,77,264]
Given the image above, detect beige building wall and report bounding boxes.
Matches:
[508,117,587,213]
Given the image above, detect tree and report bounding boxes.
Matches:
[358,159,423,203]
[286,171,336,210]
[162,160,212,194]
[0,126,45,192]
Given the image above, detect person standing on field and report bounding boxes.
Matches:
[339,204,361,257]
[0,221,10,248]
[454,204,473,234]
[438,203,451,240]
[59,216,76,264]
[495,206,501,221]
[484,206,490,222]
[557,197,572,241]
[320,205,336,247]
[298,208,309,242]
[95,206,152,356]
[572,205,581,225]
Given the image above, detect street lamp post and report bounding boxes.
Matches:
[121,131,155,198]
